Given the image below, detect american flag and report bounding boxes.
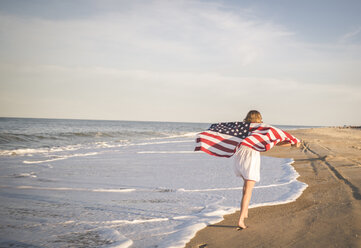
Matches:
[194,122,299,157]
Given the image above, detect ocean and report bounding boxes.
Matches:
[0,118,310,248]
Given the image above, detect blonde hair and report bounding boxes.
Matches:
[244,110,262,123]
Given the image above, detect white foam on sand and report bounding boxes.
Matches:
[177,179,300,192]
[0,145,84,156]
[96,228,133,248]
[137,151,195,154]
[0,185,136,193]
[147,132,198,140]
[23,152,99,164]
[134,140,194,146]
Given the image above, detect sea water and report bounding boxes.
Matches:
[0,118,310,248]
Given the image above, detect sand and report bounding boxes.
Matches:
[185,127,361,248]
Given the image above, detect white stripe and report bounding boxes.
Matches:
[198,134,241,150]
[242,134,270,151]
[268,143,275,149]
[251,129,271,135]
[241,140,264,151]
[197,142,235,156]
[247,134,267,145]
[202,131,243,142]
[199,142,235,155]
[268,128,277,140]
[274,127,292,140]
[270,127,284,137]
[252,133,272,142]
[250,123,263,128]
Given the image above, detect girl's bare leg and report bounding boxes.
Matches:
[238,180,255,229]
[242,184,248,218]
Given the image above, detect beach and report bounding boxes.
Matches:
[1,119,360,247]
[185,127,361,248]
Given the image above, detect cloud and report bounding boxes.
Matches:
[0,1,293,69]
[0,0,360,125]
[339,26,361,43]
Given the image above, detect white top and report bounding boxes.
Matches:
[233,145,261,182]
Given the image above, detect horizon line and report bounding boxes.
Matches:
[0,116,328,127]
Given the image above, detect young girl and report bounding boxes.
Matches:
[234,110,300,229]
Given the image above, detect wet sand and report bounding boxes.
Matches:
[185,127,361,248]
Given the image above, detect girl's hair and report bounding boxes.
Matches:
[244,110,262,123]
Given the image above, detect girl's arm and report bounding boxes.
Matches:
[276,141,292,147]
[276,141,301,147]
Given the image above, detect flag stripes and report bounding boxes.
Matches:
[195,131,242,157]
[195,122,299,157]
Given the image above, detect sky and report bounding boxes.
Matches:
[0,0,360,126]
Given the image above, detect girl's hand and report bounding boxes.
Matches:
[292,142,301,148]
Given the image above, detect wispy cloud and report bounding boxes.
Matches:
[0,0,360,125]
[0,1,293,69]
[339,26,361,43]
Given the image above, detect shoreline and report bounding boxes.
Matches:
[185,127,361,248]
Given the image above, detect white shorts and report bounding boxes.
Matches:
[233,145,261,182]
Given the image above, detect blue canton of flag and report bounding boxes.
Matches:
[208,122,250,139]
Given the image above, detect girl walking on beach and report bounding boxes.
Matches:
[234,110,300,229]
[195,110,300,230]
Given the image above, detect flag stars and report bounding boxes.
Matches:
[207,122,250,139]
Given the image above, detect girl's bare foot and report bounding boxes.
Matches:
[238,218,247,229]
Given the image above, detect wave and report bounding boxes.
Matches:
[23,152,99,164]
[0,130,193,145]
[177,179,299,192]
[0,131,196,156]
[0,131,117,143]
[0,139,194,157]
[137,151,194,154]
[0,172,37,178]
[96,228,133,248]
[0,185,136,193]
[135,139,194,146]
[0,144,85,156]
[147,132,197,140]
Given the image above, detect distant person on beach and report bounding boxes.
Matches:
[234,110,300,229]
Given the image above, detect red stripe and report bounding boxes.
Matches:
[199,132,239,146]
[251,134,269,147]
[194,146,232,157]
[244,127,287,152]
[265,131,274,142]
[282,130,297,143]
[270,127,282,140]
[249,126,271,132]
[240,143,265,152]
[241,137,265,151]
[196,137,235,154]
[271,128,297,144]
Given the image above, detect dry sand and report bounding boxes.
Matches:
[185,127,361,248]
